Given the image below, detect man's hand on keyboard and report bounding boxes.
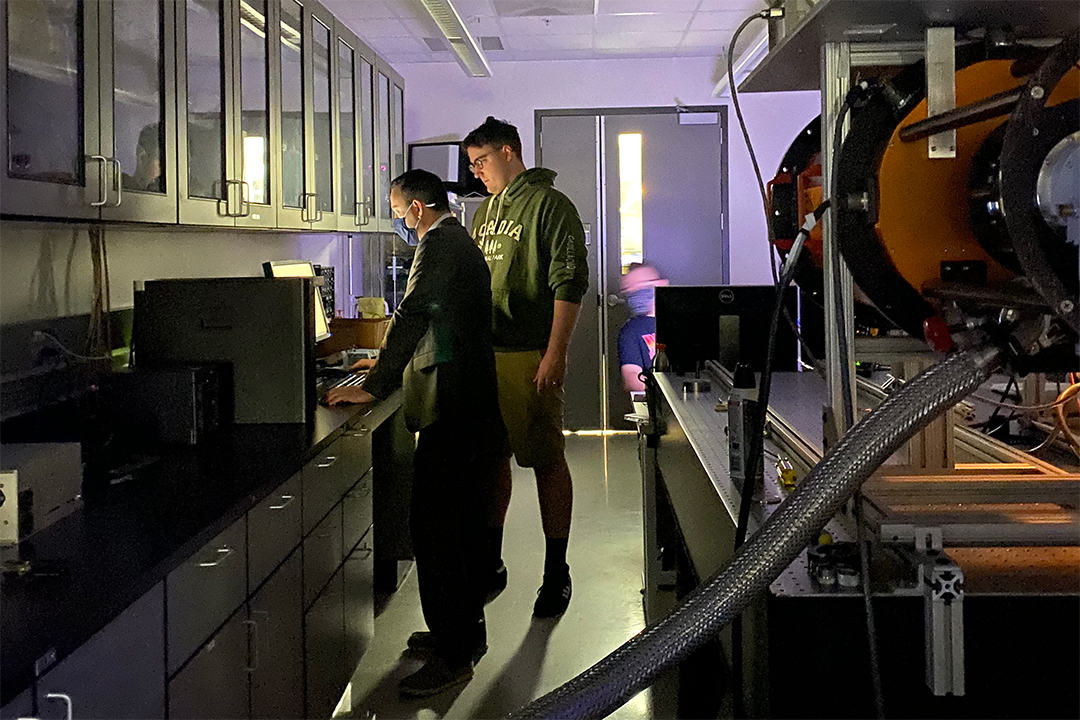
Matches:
[325,386,375,405]
[349,357,376,372]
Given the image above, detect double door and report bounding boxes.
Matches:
[1,0,178,222]
[538,108,729,429]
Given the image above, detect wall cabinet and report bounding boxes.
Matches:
[0,0,178,222]
[2,0,403,232]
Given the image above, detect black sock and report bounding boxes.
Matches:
[544,537,569,579]
[488,526,504,571]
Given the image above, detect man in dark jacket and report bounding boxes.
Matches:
[464,117,589,618]
[326,170,503,697]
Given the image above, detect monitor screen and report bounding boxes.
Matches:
[263,260,331,342]
[408,142,488,196]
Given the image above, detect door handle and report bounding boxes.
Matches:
[268,494,295,510]
[607,294,624,308]
[109,157,122,207]
[88,155,108,207]
[197,546,234,567]
[45,693,73,720]
[243,619,260,671]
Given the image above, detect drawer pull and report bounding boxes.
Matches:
[46,693,73,720]
[269,494,295,510]
[317,456,338,469]
[243,619,260,671]
[198,546,234,568]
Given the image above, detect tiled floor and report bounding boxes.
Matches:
[342,434,650,720]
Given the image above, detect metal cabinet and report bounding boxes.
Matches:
[176,0,278,227]
[249,550,303,720]
[248,471,302,592]
[333,21,376,231]
[166,516,247,675]
[303,503,343,608]
[343,530,375,675]
[274,0,339,230]
[1,0,178,222]
[168,607,250,720]
[33,584,165,720]
[373,59,404,233]
[303,568,346,719]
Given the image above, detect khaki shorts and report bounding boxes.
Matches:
[495,350,566,469]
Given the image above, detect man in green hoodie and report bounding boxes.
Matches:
[463,116,589,618]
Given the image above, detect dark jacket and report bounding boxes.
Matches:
[363,217,500,432]
[470,168,589,351]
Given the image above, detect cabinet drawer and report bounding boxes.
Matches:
[37,584,165,720]
[167,608,250,720]
[342,470,373,556]
[343,532,374,673]
[303,430,372,533]
[249,472,302,591]
[303,504,342,609]
[167,517,247,675]
[303,569,345,719]
[0,689,32,720]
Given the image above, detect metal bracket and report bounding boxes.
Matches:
[926,27,957,159]
[921,553,965,696]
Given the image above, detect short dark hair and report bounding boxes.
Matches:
[462,116,522,158]
[390,169,450,212]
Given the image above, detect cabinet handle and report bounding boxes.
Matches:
[88,155,108,207]
[317,456,338,469]
[223,180,245,217]
[303,192,317,223]
[109,157,122,207]
[354,201,362,226]
[45,693,73,720]
[268,493,295,510]
[240,181,252,217]
[197,546,234,568]
[243,619,260,671]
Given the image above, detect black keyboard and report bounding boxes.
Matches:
[317,371,367,400]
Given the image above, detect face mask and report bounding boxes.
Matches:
[392,215,419,246]
[626,287,655,316]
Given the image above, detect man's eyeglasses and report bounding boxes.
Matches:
[468,151,493,173]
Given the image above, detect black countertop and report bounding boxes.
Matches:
[0,397,399,705]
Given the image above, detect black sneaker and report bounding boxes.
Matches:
[405,631,488,664]
[485,563,508,604]
[399,656,473,698]
[533,572,572,618]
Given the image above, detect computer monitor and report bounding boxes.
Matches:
[137,277,315,424]
[408,141,488,196]
[655,285,799,374]
[263,260,332,342]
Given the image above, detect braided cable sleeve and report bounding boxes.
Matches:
[510,346,1000,720]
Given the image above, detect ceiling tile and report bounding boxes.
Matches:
[503,48,598,61]
[451,0,497,16]
[597,0,700,12]
[688,10,752,31]
[492,0,594,17]
[497,14,596,34]
[694,0,761,11]
[681,30,730,49]
[365,35,429,53]
[322,0,401,20]
[349,17,413,36]
[385,52,458,63]
[594,30,685,50]
[504,32,593,50]
[594,12,693,34]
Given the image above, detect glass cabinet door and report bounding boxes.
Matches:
[306,0,337,230]
[233,0,276,227]
[391,80,404,185]
[98,0,178,223]
[1,0,103,219]
[358,55,374,228]
[177,0,237,225]
[375,69,391,232]
[274,0,306,228]
[333,23,373,232]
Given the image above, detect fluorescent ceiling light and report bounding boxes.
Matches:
[712,27,770,98]
[419,0,492,77]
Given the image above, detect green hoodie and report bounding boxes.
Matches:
[471,167,589,351]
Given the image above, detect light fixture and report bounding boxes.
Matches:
[712,27,770,98]
[418,0,492,77]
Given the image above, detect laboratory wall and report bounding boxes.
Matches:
[399,56,820,285]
